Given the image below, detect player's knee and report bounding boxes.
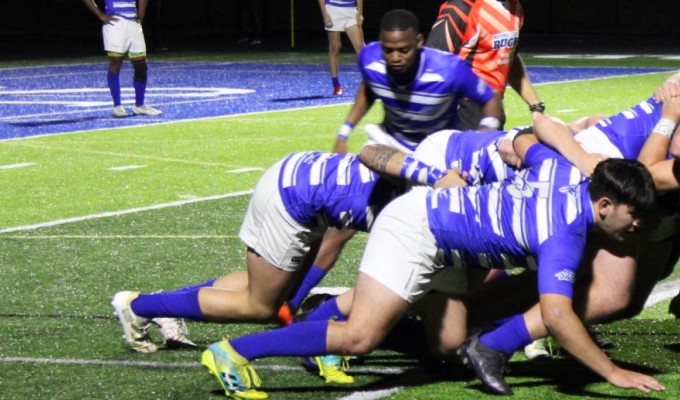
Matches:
[342,329,381,355]
[329,42,341,55]
[132,59,148,83]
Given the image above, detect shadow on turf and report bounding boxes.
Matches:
[270,95,325,102]
[8,116,117,127]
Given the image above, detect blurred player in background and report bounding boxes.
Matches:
[427,0,543,129]
[82,0,162,117]
[318,0,365,96]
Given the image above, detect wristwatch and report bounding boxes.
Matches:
[529,102,545,113]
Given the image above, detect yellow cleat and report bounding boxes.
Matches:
[305,355,355,384]
[202,339,268,399]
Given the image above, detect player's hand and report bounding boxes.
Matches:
[333,138,349,154]
[654,80,680,103]
[661,94,680,124]
[607,367,665,393]
[102,15,119,25]
[497,138,522,169]
[433,168,468,189]
[356,13,363,27]
[323,14,333,29]
[575,152,608,177]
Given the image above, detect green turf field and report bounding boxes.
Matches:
[1,53,679,399]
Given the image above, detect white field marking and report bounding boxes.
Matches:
[0,190,253,234]
[533,54,636,59]
[108,165,146,171]
[8,142,249,168]
[0,162,35,169]
[660,55,680,61]
[339,388,404,400]
[311,286,351,296]
[0,98,351,141]
[228,167,265,173]
[644,278,680,307]
[0,357,404,375]
[0,235,236,239]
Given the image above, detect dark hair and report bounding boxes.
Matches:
[588,158,657,219]
[379,9,419,33]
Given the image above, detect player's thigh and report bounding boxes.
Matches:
[327,31,342,51]
[246,249,297,308]
[344,25,364,53]
[331,272,411,353]
[239,159,325,273]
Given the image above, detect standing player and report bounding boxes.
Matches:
[82,0,162,117]
[427,0,543,130]
[202,138,663,398]
[318,0,365,95]
[332,9,503,154]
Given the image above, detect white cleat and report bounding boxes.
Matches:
[153,317,197,349]
[523,338,550,360]
[132,104,162,116]
[112,106,128,117]
[111,291,158,353]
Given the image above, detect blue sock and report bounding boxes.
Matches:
[107,72,121,107]
[232,320,328,361]
[288,265,327,311]
[131,288,205,321]
[175,279,215,292]
[479,314,532,355]
[332,77,340,87]
[133,80,146,107]
[303,296,347,322]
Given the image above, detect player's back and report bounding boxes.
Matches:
[279,152,399,231]
[426,143,592,267]
[414,129,517,186]
[575,97,661,159]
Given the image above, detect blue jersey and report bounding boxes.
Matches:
[359,43,495,149]
[326,0,357,7]
[575,96,662,159]
[427,144,594,298]
[279,152,399,232]
[105,0,138,19]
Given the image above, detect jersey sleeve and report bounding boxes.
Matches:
[426,1,473,52]
[535,225,587,298]
[450,59,495,104]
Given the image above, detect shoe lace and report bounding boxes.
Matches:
[242,364,263,388]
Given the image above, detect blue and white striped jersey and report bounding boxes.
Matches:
[442,129,518,186]
[359,43,495,150]
[279,152,399,232]
[575,96,662,159]
[105,0,138,19]
[325,0,357,7]
[427,143,594,298]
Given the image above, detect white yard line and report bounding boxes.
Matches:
[0,190,253,234]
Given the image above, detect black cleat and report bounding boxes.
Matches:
[670,291,680,319]
[457,332,513,395]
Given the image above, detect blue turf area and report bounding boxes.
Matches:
[0,63,669,140]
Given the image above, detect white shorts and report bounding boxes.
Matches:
[413,129,459,172]
[325,5,358,32]
[239,159,327,272]
[102,18,147,55]
[363,124,416,155]
[573,126,624,159]
[359,187,468,303]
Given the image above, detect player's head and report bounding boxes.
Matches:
[379,9,423,76]
[588,158,657,241]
